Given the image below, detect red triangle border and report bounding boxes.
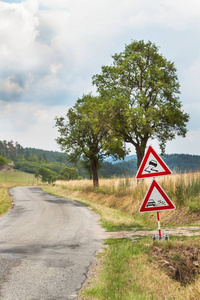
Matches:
[136,146,172,179]
[139,180,176,213]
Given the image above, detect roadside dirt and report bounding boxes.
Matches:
[0,165,12,171]
[101,226,200,239]
[151,244,200,286]
[100,227,200,287]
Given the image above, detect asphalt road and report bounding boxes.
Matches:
[0,187,103,300]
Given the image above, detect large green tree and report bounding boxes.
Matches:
[93,40,190,168]
[55,94,126,187]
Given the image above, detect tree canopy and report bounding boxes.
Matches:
[59,167,79,180]
[35,167,57,184]
[93,40,190,168]
[55,94,126,186]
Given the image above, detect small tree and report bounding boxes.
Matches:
[59,167,79,180]
[55,94,126,187]
[93,40,190,168]
[35,167,57,184]
[0,155,6,169]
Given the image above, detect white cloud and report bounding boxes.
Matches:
[0,0,61,102]
[182,59,200,102]
[0,0,199,153]
[1,0,200,105]
[0,77,23,94]
[0,100,69,150]
[38,0,200,31]
[126,0,200,30]
[128,131,199,156]
[0,0,39,67]
[166,130,200,155]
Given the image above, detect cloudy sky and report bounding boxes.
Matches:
[0,0,200,155]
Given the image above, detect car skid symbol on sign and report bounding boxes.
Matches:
[146,199,156,207]
[144,160,159,173]
[146,199,167,208]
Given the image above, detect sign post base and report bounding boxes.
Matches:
[152,234,169,241]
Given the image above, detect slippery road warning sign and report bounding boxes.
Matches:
[139,179,176,213]
[136,146,172,179]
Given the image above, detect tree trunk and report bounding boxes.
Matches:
[91,160,99,187]
[135,135,149,170]
[136,146,146,170]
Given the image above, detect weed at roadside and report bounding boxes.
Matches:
[80,236,200,300]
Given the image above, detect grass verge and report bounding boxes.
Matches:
[0,169,38,184]
[48,173,200,228]
[0,184,13,215]
[79,236,200,300]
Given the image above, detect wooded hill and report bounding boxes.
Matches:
[0,140,199,178]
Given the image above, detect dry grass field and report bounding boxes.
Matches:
[52,172,200,229]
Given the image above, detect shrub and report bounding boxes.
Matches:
[35,167,57,184]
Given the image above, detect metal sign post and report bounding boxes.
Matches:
[157,212,161,238]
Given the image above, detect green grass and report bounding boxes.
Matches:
[0,169,39,183]
[81,238,147,300]
[0,187,12,215]
[80,236,200,300]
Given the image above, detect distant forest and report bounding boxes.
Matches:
[0,140,200,178]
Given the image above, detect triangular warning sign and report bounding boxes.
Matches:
[139,180,176,213]
[136,146,172,179]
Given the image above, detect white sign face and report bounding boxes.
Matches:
[143,152,166,175]
[145,185,168,208]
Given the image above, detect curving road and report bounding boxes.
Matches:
[0,187,103,300]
